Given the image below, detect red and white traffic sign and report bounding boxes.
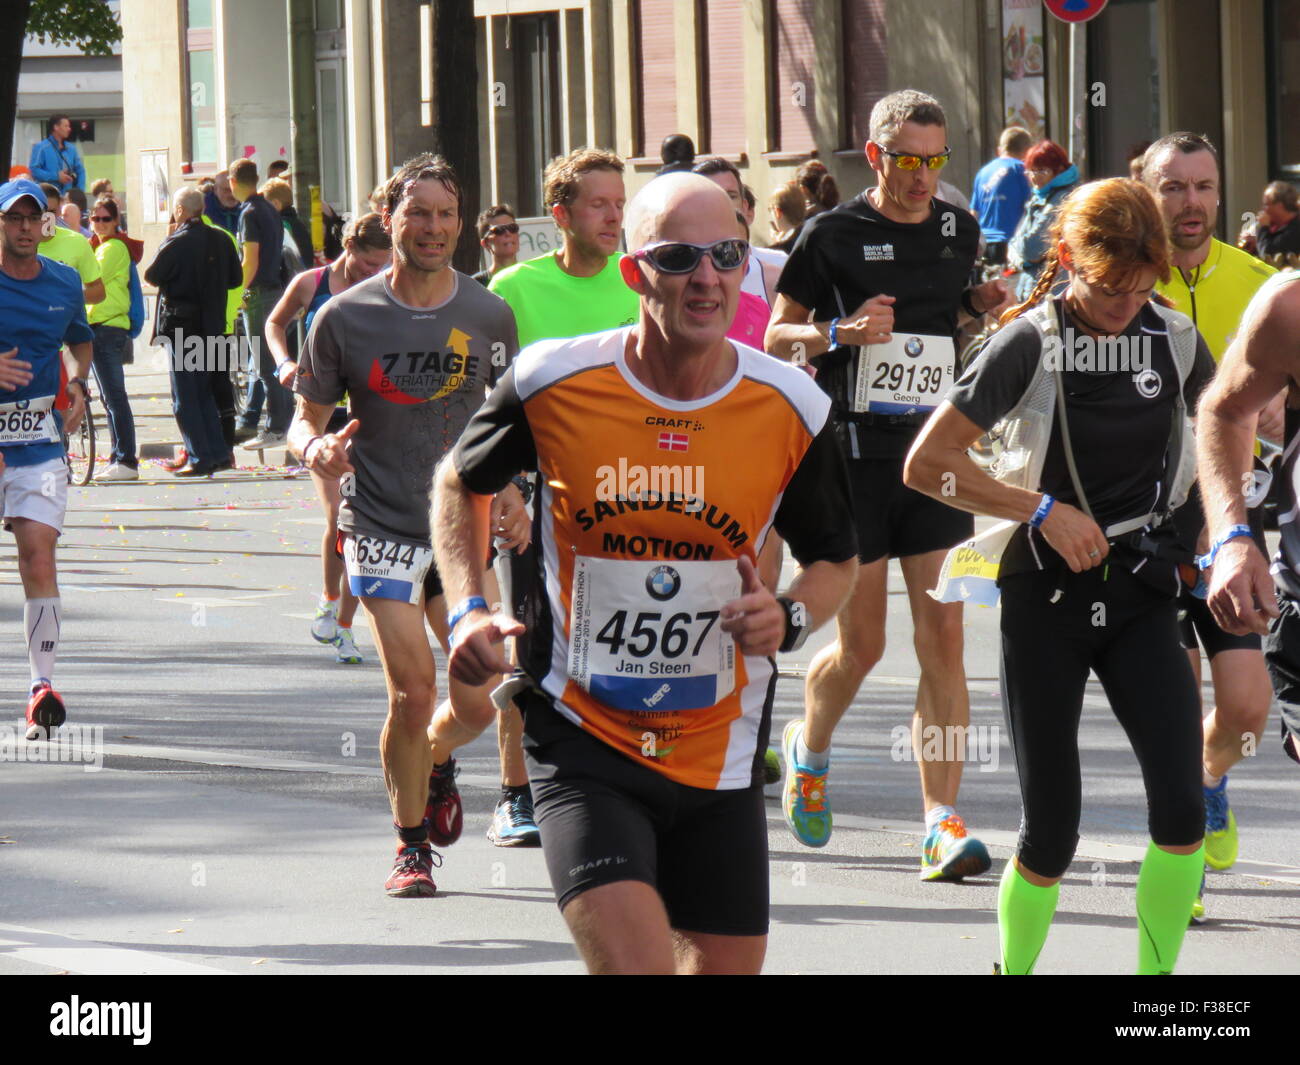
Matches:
[1043,0,1108,23]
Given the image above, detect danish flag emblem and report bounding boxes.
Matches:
[657,431,688,452]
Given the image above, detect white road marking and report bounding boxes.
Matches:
[0,923,231,975]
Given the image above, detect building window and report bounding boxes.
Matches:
[635,0,678,159]
[487,13,562,217]
[842,0,887,150]
[768,0,816,154]
[1270,0,1300,177]
[702,0,745,156]
[184,0,217,167]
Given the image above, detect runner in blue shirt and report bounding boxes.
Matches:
[971,127,1033,265]
[0,178,94,740]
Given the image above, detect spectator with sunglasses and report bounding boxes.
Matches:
[1008,140,1079,301]
[767,88,1005,882]
[472,205,519,286]
[86,196,139,480]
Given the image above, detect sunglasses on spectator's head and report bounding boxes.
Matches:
[875,145,951,171]
[632,238,749,274]
[485,222,519,237]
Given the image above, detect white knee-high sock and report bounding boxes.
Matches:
[24,597,61,689]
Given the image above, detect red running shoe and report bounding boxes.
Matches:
[384,843,440,898]
[25,682,66,741]
[424,757,463,846]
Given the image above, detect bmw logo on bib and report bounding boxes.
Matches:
[646,565,681,601]
[905,336,924,357]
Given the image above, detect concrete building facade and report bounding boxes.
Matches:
[116,0,1294,267]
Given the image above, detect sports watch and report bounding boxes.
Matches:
[777,596,810,654]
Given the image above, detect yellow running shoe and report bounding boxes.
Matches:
[1203,777,1238,870]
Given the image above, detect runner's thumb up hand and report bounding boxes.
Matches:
[334,419,360,444]
[737,554,765,596]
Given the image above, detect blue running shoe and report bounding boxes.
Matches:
[487,788,541,847]
[1203,776,1237,870]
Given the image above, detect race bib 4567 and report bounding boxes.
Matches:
[568,556,740,712]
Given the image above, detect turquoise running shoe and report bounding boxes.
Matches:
[781,720,831,847]
[920,813,991,881]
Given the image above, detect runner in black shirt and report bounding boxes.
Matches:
[907,178,1211,974]
[766,89,1005,879]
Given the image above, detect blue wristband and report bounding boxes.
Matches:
[446,596,489,634]
[828,317,841,349]
[1196,524,1253,571]
[1029,494,1055,528]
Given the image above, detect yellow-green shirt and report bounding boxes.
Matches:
[201,214,243,334]
[40,225,101,288]
[488,251,638,349]
[1157,239,1276,363]
[87,238,130,329]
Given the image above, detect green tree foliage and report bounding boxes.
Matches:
[1,0,122,175]
[27,0,122,55]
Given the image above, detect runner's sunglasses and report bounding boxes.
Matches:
[485,222,519,237]
[875,145,952,170]
[632,238,749,274]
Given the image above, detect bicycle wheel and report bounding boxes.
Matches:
[229,315,251,416]
[64,402,95,486]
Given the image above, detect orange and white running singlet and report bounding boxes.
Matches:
[453,327,856,790]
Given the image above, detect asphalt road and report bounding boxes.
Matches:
[0,364,1296,978]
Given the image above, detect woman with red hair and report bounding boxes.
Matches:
[1008,140,1078,301]
[906,179,1213,973]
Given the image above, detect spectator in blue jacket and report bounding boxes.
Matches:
[971,126,1032,265]
[29,116,85,194]
[1008,140,1079,301]
[203,170,242,235]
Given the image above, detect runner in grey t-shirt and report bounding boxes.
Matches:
[286,154,531,900]
[297,267,518,546]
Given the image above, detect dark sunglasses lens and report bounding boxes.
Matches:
[711,240,746,269]
[650,244,702,273]
[504,223,519,234]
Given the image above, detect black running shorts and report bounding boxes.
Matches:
[519,690,770,937]
[1263,593,1300,765]
[842,440,974,564]
[1178,592,1262,657]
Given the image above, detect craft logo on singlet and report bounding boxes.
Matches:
[594,457,705,512]
[863,243,895,262]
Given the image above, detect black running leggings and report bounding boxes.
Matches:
[999,564,1204,879]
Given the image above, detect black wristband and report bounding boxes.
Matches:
[960,288,982,318]
[511,474,534,506]
[303,435,324,464]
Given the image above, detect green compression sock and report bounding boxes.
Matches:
[1136,842,1205,975]
[998,860,1059,975]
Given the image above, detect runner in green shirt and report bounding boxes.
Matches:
[483,147,638,847]
[488,147,638,349]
